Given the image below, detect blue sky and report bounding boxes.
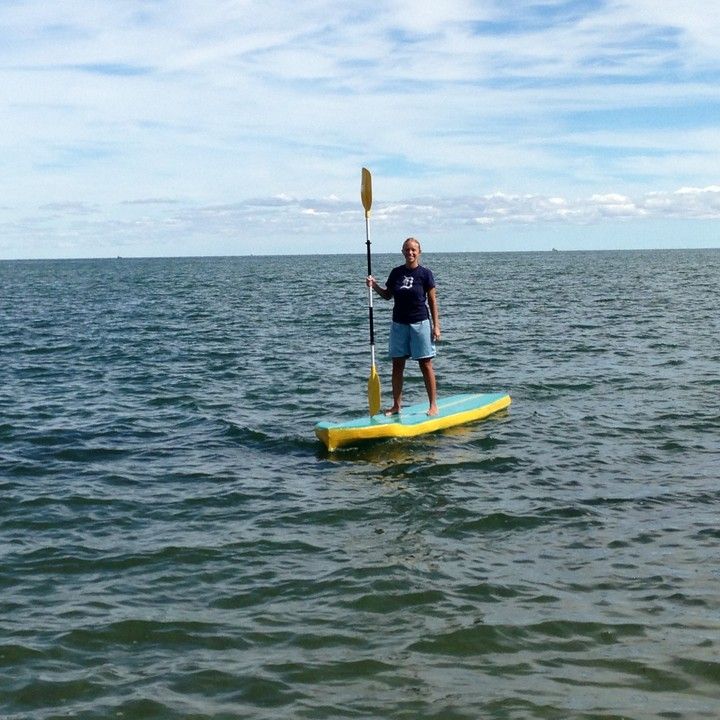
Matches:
[1,0,719,259]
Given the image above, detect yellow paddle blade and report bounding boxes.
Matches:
[361,167,372,216]
[368,364,381,416]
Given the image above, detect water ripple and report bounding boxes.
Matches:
[2,251,720,719]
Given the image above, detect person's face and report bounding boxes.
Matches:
[402,241,420,265]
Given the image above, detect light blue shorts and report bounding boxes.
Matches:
[389,320,436,360]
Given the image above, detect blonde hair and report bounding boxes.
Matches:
[402,237,422,253]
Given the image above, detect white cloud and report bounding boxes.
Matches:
[0,1,719,258]
[3,184,719,259]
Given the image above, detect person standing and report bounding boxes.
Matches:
[366,237,441,416]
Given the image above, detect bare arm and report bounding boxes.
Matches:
[427,287,441,341]
[366,275,392,301]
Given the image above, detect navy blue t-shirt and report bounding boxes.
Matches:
[386,265,435,324]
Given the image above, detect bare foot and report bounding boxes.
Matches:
[427,404,438,416]
[384,406,401,416]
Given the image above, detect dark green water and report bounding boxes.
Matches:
[1,250,719,719]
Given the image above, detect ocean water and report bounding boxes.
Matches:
[1,249,719,719]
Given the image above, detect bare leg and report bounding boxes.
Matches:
[419,357,438,415]
[386,357,406,414]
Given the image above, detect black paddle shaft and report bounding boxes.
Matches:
[365,222,375,347]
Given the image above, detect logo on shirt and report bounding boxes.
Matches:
[400,275,414,289]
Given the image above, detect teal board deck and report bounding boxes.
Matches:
[315,392,511,451]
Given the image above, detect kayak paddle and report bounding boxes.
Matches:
[362,167,381,416]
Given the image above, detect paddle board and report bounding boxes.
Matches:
[315,392,511,451]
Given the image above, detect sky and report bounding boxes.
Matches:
[1,0,720,259]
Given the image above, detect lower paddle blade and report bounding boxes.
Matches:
[368,364,381,416]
